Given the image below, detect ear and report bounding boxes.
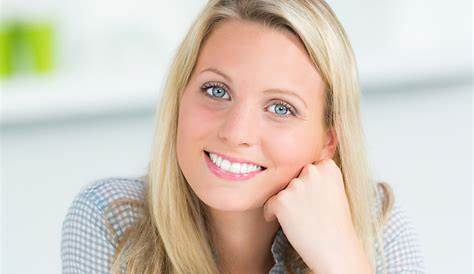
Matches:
[318,128,338,161]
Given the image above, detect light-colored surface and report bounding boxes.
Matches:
[362,84,472,274]
[2,116,154,274]
[2,83,472,274]
[1,0,470,126]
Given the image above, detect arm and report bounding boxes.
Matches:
[309,201,426,274]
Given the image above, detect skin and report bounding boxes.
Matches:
[176,19,371,274]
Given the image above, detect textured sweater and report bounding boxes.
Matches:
[61,177,426,273]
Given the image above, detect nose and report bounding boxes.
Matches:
[217,101,259,148]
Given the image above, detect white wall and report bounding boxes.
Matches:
[362,84,472,274]
[2,114,154,273]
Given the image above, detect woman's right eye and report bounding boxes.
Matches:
[200,82,231,100]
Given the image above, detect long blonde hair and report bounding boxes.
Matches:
[107,0,395,273]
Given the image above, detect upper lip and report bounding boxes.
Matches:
[205,150,267,168]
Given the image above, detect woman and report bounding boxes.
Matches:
[61,0,425,273]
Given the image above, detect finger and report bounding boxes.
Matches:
[263,195,278,222]
[298,163,317,181]
[287,177,303,189]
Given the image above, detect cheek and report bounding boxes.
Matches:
[267,125,320,166]
[260,123,321,194]
[177,94,217,144]
[177,92,221,175]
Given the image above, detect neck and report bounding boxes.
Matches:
[206,206,281,273]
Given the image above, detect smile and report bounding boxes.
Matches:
[203,150,266,181]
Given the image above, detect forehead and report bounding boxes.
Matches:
[194,19,325,102]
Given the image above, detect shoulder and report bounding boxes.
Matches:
[373,182,426,273]
[61,176,146,273]
[66,176,146,239]
[75,176,146,208]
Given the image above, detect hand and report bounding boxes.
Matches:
[263,159,372,273]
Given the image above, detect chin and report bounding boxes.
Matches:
[198,190,261,212]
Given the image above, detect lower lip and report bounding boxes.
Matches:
[203,151,265,181]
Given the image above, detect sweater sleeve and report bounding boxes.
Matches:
[377,200,427,274]
[60,186,116,274]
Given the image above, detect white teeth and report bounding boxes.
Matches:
[240,163,249,174]
[208,152,262,174]
[230,162,240,173]
[221,159,231,170]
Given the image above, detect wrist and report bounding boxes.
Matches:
[309,236,373,274]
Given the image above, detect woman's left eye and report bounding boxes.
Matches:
[266,101,296,117]
[200,82,297,118]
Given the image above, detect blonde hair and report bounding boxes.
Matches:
[107,0,395,273]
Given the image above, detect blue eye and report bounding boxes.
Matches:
[200,82,230,100]
[266,101,296,117]
[199,81,297,118]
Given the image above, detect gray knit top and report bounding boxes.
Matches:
[61,177,426,273]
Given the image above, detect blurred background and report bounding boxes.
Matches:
[1,0,472,273]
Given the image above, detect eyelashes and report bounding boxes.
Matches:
[201,81,230,100]
[199,81,298,118]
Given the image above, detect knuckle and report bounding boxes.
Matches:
[305,163,318,175]
[328,160,343,179]
[289,178,303,189]
[322,158,335,169]
[277,189,291,204]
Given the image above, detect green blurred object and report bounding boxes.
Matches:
[0,20,54,79]
[24,22,53,73]
[0,22,15,78]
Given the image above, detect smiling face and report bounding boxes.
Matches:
[176,19,336,211]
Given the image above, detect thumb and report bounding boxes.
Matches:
[263,195,278,222]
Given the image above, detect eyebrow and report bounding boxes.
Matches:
[199,67,308,108]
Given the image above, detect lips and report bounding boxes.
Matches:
[203,150,266,181]
[204,150,267,169]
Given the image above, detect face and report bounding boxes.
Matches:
[176,19,337,212]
